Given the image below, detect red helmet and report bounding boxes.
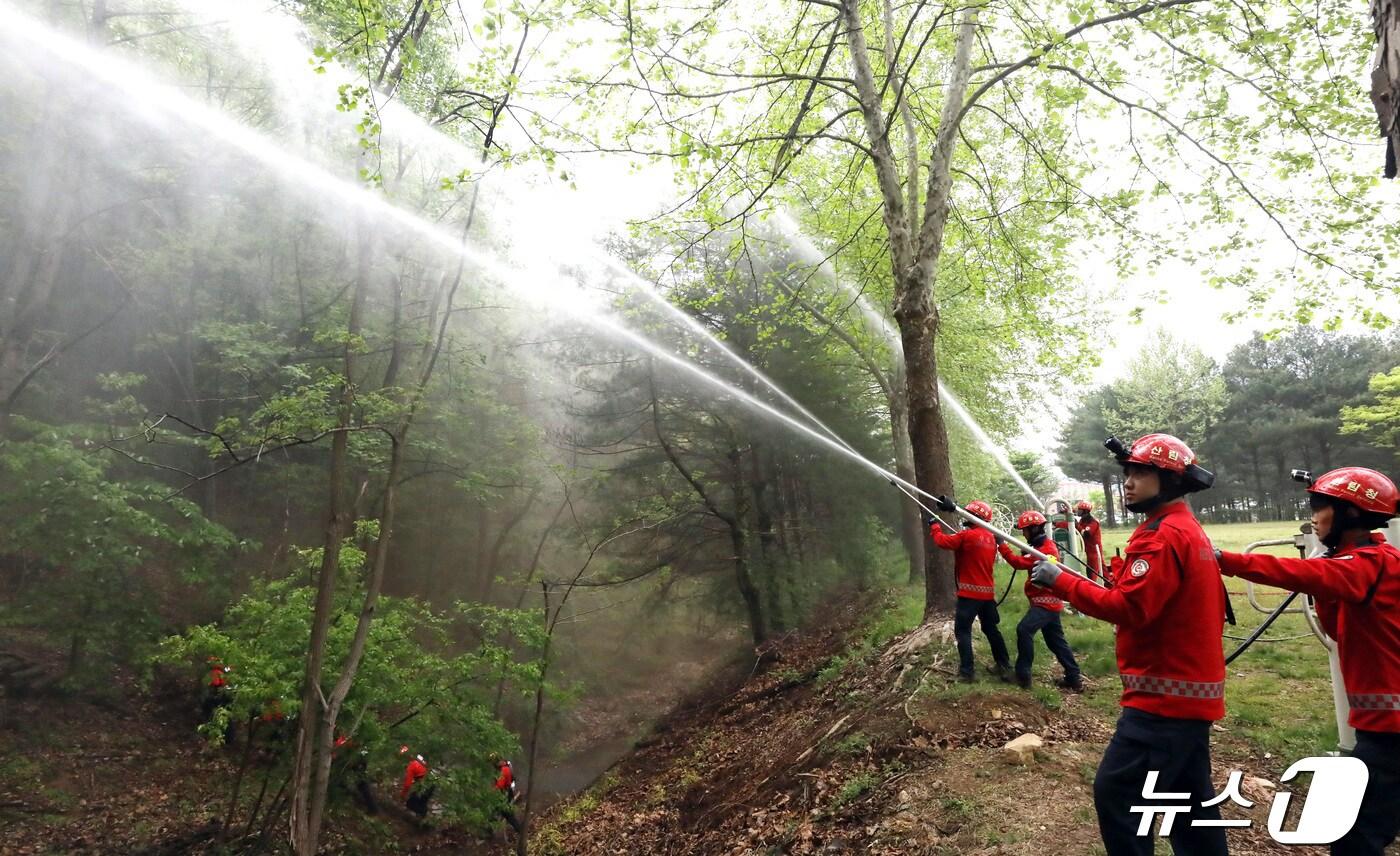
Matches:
[1106,433,1215,491]
[1074,500,1092,513]
[1016,510,1047,529]
[964,500,994,522]
[1125,433,1195,474]
[1306,467,1398,518]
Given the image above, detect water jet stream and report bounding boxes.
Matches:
[769,212,1046,510]
[10,2,1072,576]
[0,3,928,508]
[145,0,1013,517]
[153,0,865,460]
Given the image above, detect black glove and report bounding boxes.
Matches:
[921,510,936,527]
[1030,559,1062,588]
[995,534,1006,546]
[934,495,956,512]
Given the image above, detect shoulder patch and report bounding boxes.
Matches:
[1130,559,1150,577]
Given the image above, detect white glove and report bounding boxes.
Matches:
[1030,559,1062,588]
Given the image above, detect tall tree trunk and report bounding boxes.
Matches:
[769,457,794,554]
[747,448,787,630]
[1099,474,1117,528]
[790,471,808,564]
[650,367,768,645]
[890,380,924,584]
[1371,0,1399,177]
[289,224,370,856]
[900,9,979,619]
[729,447,768,644]
[731,522,766,646]
[516,582,552,856]
[291,187,472,849]
[309,435,403,837]
[901,333,958,617]
[748,444,779,557]
[841,0,978,618]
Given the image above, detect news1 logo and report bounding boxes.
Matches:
[1134,757,1368,844]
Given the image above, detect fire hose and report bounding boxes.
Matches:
[888,480,1104,588]
[1224,590,1301,665]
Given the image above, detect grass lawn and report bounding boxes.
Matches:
[994,518,1342,759]
[1099,518,1311,555]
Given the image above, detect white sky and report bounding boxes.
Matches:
[1009,257,1260,470]
[1012,245,1400,479]
[1083,264,1256,386]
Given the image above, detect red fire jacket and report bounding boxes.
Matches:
[999,538,1064,612]
[1051,502,1226,721]
[495,759,518,802]
[1076,517,1105,579]
[1219,535,1400,732]
[401,758,428,799]
[208,666,228,688]
[930,523,999,601]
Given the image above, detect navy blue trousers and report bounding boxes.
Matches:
[1093,708,1226,856]
[953,596,1010,677]
[1015,606,1080,682]
[1332,730,1400,855]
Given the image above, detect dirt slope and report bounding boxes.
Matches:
[0,680,476,855]
[0,590,1340,855]
[531,599,1326,856]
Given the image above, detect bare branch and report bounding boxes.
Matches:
[959,0,1209,125]
[1045,62,1361,280]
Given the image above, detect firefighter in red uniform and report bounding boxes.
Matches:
[202,657,230,719]
[1076,500,1107,581]
[925,500,1012,682]
[399,746,433,817]
[201,657,234,741]
[1030,434,1228,856]
[333,733,378,813]
[1216,466,1400,856]
[999,510,1082,691]
[258,698,289,742]
[491,753,523,833]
